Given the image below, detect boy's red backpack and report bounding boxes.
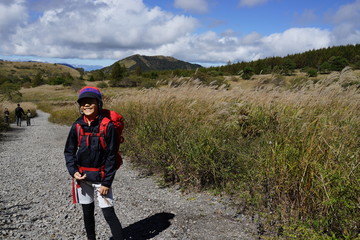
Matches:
[75,109,124,169]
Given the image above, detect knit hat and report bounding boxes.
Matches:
[77,86,103,108]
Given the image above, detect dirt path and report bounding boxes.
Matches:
[0,111,257,239]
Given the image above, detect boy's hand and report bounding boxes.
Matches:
[74,172,86,180]
[99,186,109,196]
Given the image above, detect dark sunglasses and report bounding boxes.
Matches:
[78,98,98,106]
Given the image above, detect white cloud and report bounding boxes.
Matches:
[129,28,332,65]
[238,0,268,7]
[261,28,331,57]
[174,0,208,13]
[241,32,262,45]
[0,0,27,40]
[329,0,360,45]
[147,27,333,65]
[1,0,199,59]
[332,0,360,24]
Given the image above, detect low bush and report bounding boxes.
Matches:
[96,82,108,88]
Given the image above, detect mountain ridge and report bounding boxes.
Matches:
[99,54,203,73]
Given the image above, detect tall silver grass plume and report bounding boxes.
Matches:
[339,66,358,84]
[323,72,340,86]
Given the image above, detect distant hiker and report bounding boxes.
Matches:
[3,108,9,124]
[26,109,31,126]
[64,86,124,240]
[15,104,25,126]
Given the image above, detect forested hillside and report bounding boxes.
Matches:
[210,44,360,76]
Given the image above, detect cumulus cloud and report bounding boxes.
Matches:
[329,0,360,45]
[1,0,199,59]
[147,28,331,65]
[0,0,27,41]
[261,28,331,57]
[238,0,268,7]
[332,0,360,24]
[174,0,208,13]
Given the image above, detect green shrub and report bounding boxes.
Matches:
[328,56,349,71]
[320,62,331,74]
[110,77,140,87]
[96,82,108,88]
[88,75,95,82]
[0,82,22,102]
[242,66,254,80]
[307,68,318,77]
[47,76,65,85]
[139,79,157,89]
[192,71,211,84]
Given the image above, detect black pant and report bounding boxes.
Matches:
[82,203,124,240]
[16,116,22,126]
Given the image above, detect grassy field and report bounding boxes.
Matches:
[3,70,360,239]
[115,82,359,240]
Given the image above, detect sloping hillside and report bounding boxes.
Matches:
[102,54,202,74]
[0,60,81,81]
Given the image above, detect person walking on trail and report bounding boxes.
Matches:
[15,104,25,126]
[26,109,32,126]
[64,87,124,240]
[3,108,10,124]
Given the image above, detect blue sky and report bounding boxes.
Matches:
[0,0,359,70]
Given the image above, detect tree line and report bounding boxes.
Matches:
[209,44,360,79]
[1,44,359,101]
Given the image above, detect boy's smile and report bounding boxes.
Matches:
[82,104,97,116]
[79,98,99,119]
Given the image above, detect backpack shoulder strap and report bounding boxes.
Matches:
[99,117,111,149]
[75,123,85,147]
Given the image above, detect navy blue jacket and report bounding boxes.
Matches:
[64,114,118,187]
[15,106,25,117]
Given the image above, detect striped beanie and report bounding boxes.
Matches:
[77,86,103,107]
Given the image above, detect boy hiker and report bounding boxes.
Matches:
[15,104,25,126]
[64,87,124,240]
[26,109,31,126]
[3,108,9,124]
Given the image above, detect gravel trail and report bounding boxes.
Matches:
[0,111,257,240]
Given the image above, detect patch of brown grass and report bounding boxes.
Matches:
[0,60,80,80]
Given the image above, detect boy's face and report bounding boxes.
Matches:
[79,98,98,117]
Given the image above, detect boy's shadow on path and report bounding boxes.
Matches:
[123,212,175,240]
